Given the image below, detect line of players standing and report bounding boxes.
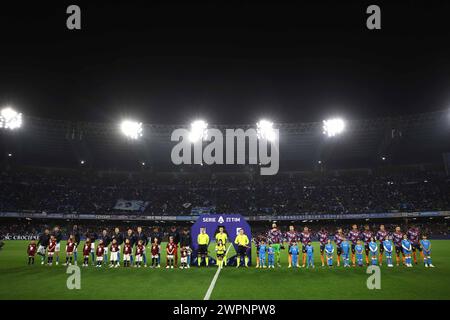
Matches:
[27,225,193,269]
[254,223,434,268]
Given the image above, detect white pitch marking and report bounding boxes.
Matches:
[203,244,232,300]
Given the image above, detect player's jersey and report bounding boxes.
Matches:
[420,240,431,252]
[300,232,312,246]
[66,240,75,253]
[334,233,344,247]
[376,230,388,242]
[258,244,267,256]
[306,245,314,255]
[369,241,378,253]
[216,244,226,255]
[284,231,299,245]
[361,231,373,245]
[383,240,393,253]
[267,247,274,256]
[348,230,361,245]
[167,243,176,255]
[96,245,104,256]
[215,233,228,245]
[135,244,145,256]
[27,244,37,256]
[289,245,300,255]
[407,229,420,244]
[325,244,334,255]
[318,231,328,245]
[266,229,282,244]
[123,244,132,255]
[83,242,91,256]
[48,240,56,253]
[355,244,364,255]
[151,244,160,256]
[402,239,412,252]
[341,241,350,254]
[392,231,403,247]
[110,243,119,252]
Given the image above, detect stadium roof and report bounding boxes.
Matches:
[1,110,449,171]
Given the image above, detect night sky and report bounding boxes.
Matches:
[1,0,450,125]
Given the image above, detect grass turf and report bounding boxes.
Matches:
[0,240,449,300]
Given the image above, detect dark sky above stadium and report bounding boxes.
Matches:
[1,0,450,124]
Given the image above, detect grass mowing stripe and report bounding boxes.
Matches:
[203,244,232,300]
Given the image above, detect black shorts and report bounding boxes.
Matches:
[320,244,325,254]
[217,253,224,259]
[364,244,370,255]
[412,243,422,252]
[379,243,384,254]
[395,245,402,255]
[351,244,356,254]
[336,246,342,255]
[302,245,307,253]
[198,244,208,255]
[237,245,247,257]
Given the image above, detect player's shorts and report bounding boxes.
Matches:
[110,252,118,261]
[198,244,208,255]
[123,254,130,261]
[135,255,143,262]
[103,247,108,255]
[184,246,191,254]
[423,250,431,256]
[351,244,356,254]
[151,254,159,259]
[217,253,224,259]
[237,245,247,256]
[272,243,281,253]
[66,251,73,255]
[167,254,174,260]
[364,244,370,255]
[320,244,325,254]
[181,257,187,263]
[90,243,95,252]
[38,245,46,255]
[395,245,402,255]
[47,252,54,256]
[336,246,342,255]
[403,250,411,255]
[55,243,61,252]
[96,256,103,262]
[411,243,422,252]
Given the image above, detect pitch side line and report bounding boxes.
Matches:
[203,244,232,300]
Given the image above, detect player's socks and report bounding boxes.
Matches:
[237,257,240,267]
[413,252,417,264]
[320,255,324,266]
[198,257,202,266]
[205,257,209,266]
[66,257,69,264]
[288,254,292,267]
[302,253,306,266]
[244,257,249,267]
[337,255,340,266]
[379,254,383,265]
[365,255,369,265]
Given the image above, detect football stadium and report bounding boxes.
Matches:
[1,1,450,305]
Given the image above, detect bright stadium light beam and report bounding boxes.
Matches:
[188,120,208,142]
[322,118,346,137]
[256,119,276,141]
[0,107,23,130]
[120,120,143,140]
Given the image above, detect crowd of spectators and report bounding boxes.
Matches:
[0,167,449,216]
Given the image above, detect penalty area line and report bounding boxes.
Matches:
[203,244,232,300]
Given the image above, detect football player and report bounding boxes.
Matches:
[420,235,434,268]
[64,235,75,266]
[376,225,388,266]
[317,228,329,267]
[300,227,312,268]
[27,240,37,265]
[401,234,413,267]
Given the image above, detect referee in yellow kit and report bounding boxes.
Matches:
[215,226,228,266]
[197,227,210,267]
[234,228,250,267]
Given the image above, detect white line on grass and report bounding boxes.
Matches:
[203,244,232,300]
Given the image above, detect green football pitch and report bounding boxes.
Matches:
[0,240,449,300]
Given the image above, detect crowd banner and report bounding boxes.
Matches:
[113,200,149,212]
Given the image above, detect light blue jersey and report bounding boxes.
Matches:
[267,246,275,267]
[420,239,433,267]
[306,244,314,268]
[369,241,378,265]
[355,244,364,266]
[289,245,300,267]
[383,240,393,266]
[259,244,267,267]
[341,241,350,266]
[325,243,334,266]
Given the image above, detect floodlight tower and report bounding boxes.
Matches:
[120,120,143,140]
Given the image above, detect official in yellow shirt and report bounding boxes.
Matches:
[215,227,228,266]
[234,228,250,267]
[197,227,210,267]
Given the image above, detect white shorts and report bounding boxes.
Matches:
[90,243,95,252]
[135,255,143,262]
[110,252,118,261]
[55,243,61,252]
[48,252,54,257]
[123,254,130,261]
[167,254,174,260]
[151,254,159,259]
[103,247,109,255]
[181,257,187,263]
[96,256,103,262]
[38,245,46,255]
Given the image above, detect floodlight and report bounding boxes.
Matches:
[141,162,146,166]
[0,107,23,130]
[80,160,85,165]
[188,120,208,142]
[256,119,277,141]
[120,120,143,140]
[322,118,345,137]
